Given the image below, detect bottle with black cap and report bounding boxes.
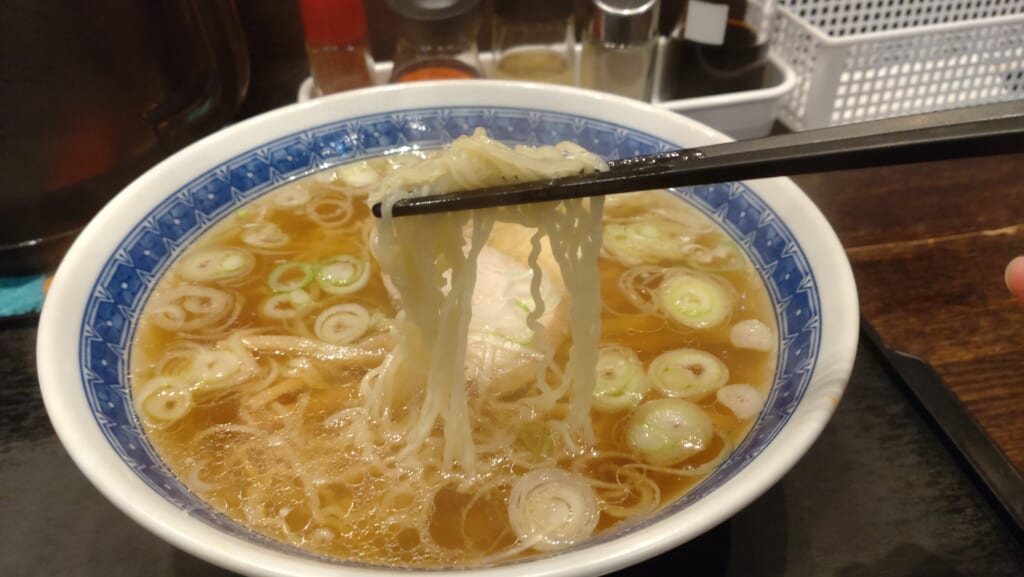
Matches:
[659,0,773,99]
[491,0,576,85]
[387,0,483,82]
[580,0,661,100]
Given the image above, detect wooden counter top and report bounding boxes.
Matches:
[793,153,1024,472]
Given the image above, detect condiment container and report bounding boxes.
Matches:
[658,0,773,99]
[299,0,375,96]
[580,0,661,100]
[387,0,483,82]
[491,0,576,85]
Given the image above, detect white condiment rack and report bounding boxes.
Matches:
[297,39,797,141]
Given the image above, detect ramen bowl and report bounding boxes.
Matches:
[37,81,858,577]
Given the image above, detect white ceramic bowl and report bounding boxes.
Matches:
[37,81,859,577]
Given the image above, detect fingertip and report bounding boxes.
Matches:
[1005,256,1024,300]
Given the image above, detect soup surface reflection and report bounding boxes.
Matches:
[131,147,777,567]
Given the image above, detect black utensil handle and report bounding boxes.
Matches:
[650,99,1024,182]
[374,101,1024,217]
[863,322,1024,536]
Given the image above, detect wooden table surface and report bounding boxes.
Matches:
[236,1,1024,475]
[794,154,1024,472]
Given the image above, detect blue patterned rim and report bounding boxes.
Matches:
[78,106,820,567]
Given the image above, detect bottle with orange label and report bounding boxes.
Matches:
[387,0,484,83]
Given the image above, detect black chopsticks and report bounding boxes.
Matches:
[371,101,1024,218]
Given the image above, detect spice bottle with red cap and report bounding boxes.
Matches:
[299,0,374,96]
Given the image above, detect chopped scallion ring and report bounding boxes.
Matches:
[241,222,290,248]
[508,468,599,552]
[654,271,734,330]
[314,303,371,344]
[647,348,729,399]
[135,376,193,427]
[688,240,745,272]
[274,186,311,208]
[729,319,774,352]
[189,347,243,391]
[627,398,713,466]
[603,219,698,266]
[268,261,315,294]
[716,384,765,420]
[261,289,313,319]
[305,195,353,227]
[317,255,370,296]
[592,345,649,413]
[177,248,255,283]
[337,160,380,188]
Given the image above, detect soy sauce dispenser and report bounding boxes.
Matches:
[659,0,774,100]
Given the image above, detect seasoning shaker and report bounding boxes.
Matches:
[659,0,773,100]
[387,0,483,83]
[492,0,576,85]
[299,0,374,96]
[580,0,661,100]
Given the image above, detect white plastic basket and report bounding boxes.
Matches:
[771,0,1024,130]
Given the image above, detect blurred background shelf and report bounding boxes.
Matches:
[298,42,797,141]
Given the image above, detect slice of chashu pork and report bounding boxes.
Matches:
[383,222,570,397]
[464,223,569,397]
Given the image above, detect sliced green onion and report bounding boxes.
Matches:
[317,254,370,296]
[592,345,649,413]
[603,219,698,266]
[261,289,313,319]
[148,286,233,332]
[314,303,371,344]
[189,347,243,391]
[305,195,353,227]
[508,468,599,552]
[177,248,255,283]
[716,384,764,420]
[268,261,315,294]
[337,160,380,188]
[687,239,745,272]
[135,376,193,427]
[241,222,290,248]
[627,398,713,466]
[654,271,734,330]
[274,186,311,208]
[647,348,729,399]
[729,319,774,352]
